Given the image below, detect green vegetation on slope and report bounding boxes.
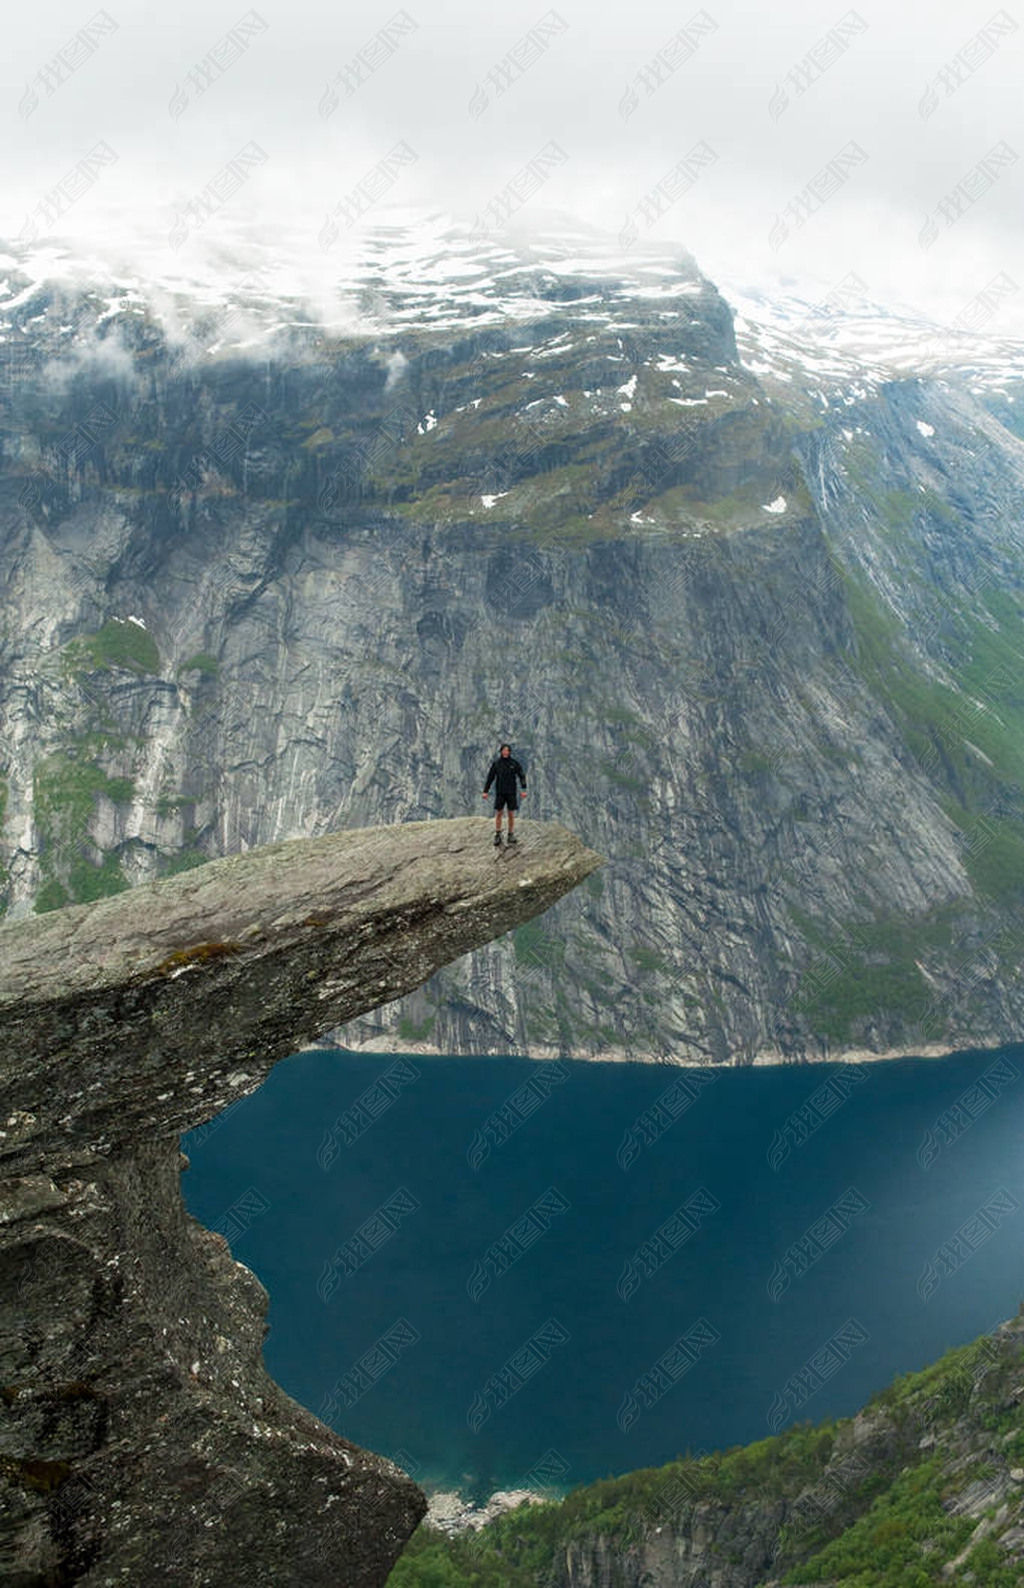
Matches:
[786,903,959,1043]
[398,1012,436,1042]
[782,1454,977,1585]
[839,566,1024,884]
[159,845,208,877]
[178,652,220,677]
[386,1311,1024,1587]
[33,753,134,911]
[64,618,161,676]
[770,557,1024,1043]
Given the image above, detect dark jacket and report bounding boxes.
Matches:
[484,755,527,800]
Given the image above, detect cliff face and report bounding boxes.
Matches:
[2,233,1024,1065]
[0,817,600,1586]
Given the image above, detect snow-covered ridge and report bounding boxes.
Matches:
[721,275,1024,399]
[0,208,1020,399]
[0,208,708,353]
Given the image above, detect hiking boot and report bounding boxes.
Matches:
[507,833,518,845]
[493,831,502,847]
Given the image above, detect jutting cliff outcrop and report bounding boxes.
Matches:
[0,815,601,1586]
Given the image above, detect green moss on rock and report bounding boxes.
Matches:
[790,906,958,1043]
[65,618,160,676]
[397,1012,436,1042]
[178,653,220,677]
[32,753,134,911]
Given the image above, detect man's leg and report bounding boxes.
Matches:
[507,810,515,835]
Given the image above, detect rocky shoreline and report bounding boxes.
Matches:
[327,1032,979,1067]
[424,1487,552,1536]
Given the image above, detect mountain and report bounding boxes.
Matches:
[2,212,1024,1065]
[388,1303,1024,1586]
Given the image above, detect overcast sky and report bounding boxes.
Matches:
[4,0,1024,330]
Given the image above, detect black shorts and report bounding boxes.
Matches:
[494,793,519,812]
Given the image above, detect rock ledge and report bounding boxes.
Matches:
[0,817,600,1585]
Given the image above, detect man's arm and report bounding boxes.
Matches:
[517,761,527,791]
[483,760,496,794]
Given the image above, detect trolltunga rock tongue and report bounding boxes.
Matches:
[0,817,601,1586]
[0,815,602,1169]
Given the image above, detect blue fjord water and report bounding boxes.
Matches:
[182,1045,1024,1501]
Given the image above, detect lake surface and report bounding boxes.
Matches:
[182,1045,1024,1501]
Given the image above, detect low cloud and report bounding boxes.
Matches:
[3,1,1022,333]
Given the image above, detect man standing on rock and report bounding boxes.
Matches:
[482,743,527,847]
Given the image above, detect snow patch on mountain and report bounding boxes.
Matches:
[0,210,1020,403]
[721,275,1024,398]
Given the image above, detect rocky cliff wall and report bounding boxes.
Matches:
[2,264,1024,1065]
[0,817,599,1585]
